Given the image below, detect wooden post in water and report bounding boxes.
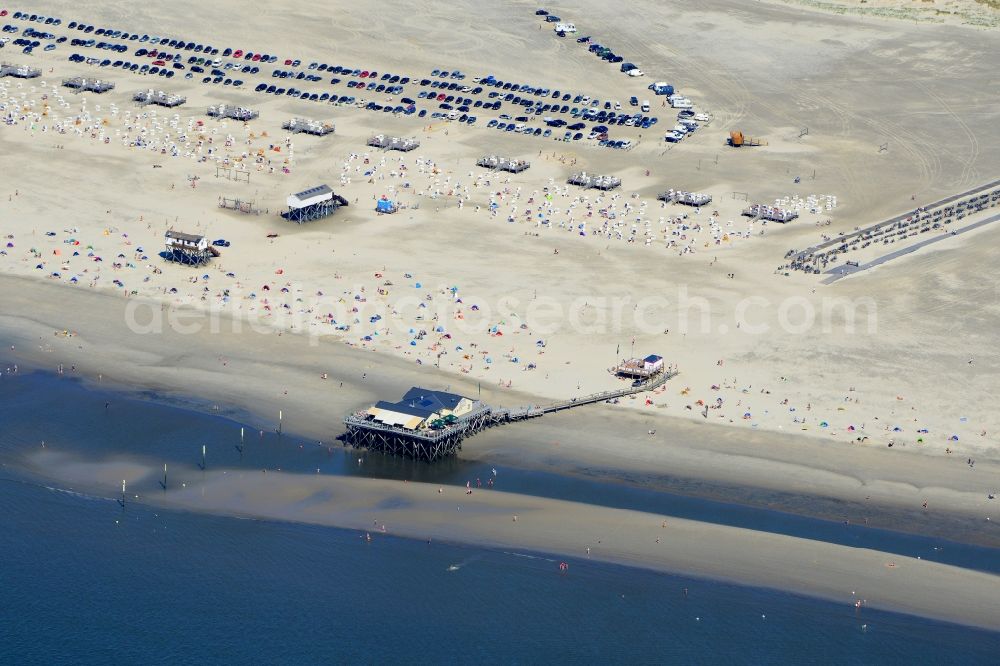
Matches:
[161,463,167,490]
[238,426,245,456]
[120,479,126,509]
[278,410,283,435]
[200,444,206,470]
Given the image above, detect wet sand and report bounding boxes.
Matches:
[28,448,1000,632]
[2,0,999,636]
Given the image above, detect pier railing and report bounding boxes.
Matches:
[492,370,678,422]
[342,370,678,459]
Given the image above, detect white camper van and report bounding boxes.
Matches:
[555,23,577,33]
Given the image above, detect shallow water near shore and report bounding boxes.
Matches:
[3,368,999,574]
[3,474,999,663]
[2,368,1000,661]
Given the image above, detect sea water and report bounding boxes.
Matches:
[1,370,998,663]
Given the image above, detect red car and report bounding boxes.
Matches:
[233,49,243,58]
[251,53,261,61]
[153,59,165,66]
[0,10,8,17]
[284,58,293,65]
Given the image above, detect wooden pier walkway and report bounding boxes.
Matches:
[490,370,678,423]
[343,370,678,460]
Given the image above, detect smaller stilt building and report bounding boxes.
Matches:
[164,230,218,265]
[614,354,665,380]
[281,184,349,223]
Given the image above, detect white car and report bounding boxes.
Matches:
[694,113,710,122]
[627,68,644,77]
[614,101,622,110]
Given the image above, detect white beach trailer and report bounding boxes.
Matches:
[555,23,577,33]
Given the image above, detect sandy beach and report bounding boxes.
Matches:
[2,0,999,458]
[1,0,999,639]
[3,275,998,547]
